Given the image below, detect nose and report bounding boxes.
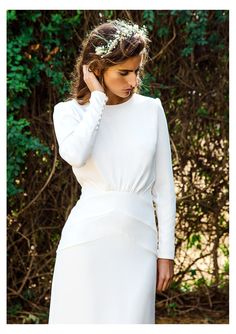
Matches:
[127,72,138,88]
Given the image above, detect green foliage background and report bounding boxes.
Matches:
[7,10,229,324]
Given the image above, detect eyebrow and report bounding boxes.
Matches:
[118,66,141,72]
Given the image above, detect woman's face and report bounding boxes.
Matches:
[102,54,143,104]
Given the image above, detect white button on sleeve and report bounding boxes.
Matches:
[53,91,108,168]
[151,98,176,260]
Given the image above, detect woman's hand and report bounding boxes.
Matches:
[156,258,174,292]
[82,65,104,93]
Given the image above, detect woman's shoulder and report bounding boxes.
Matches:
[54,98,81,109]
[134,93,163,109]
[53,98,85,120]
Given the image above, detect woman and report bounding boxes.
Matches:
[49,18,176,324]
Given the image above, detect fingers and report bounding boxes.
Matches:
[156,260,174,293]
[82,64,90,77]
[82,65,104,93]
[163,277,172,291]
[82,65,97,81]
[156,275,172,292]
[83,64,92,73]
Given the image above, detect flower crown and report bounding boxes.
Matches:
[94,20,148,58]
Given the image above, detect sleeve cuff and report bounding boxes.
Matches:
[89,90,109,104]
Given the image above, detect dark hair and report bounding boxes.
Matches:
[67,19,151,105]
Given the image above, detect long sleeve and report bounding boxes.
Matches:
[53,90,108,168]
[151,98,176,260]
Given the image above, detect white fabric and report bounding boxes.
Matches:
[48,91,176,324]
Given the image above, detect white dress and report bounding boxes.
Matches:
[48,90,176,324]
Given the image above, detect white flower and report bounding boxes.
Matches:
[94,20,148,57]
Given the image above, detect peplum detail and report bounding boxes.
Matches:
[57,189,159,258]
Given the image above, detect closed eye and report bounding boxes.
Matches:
[119,69,140,76]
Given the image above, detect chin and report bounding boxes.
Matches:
[111,92,127,98]
[105,88,132,99]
